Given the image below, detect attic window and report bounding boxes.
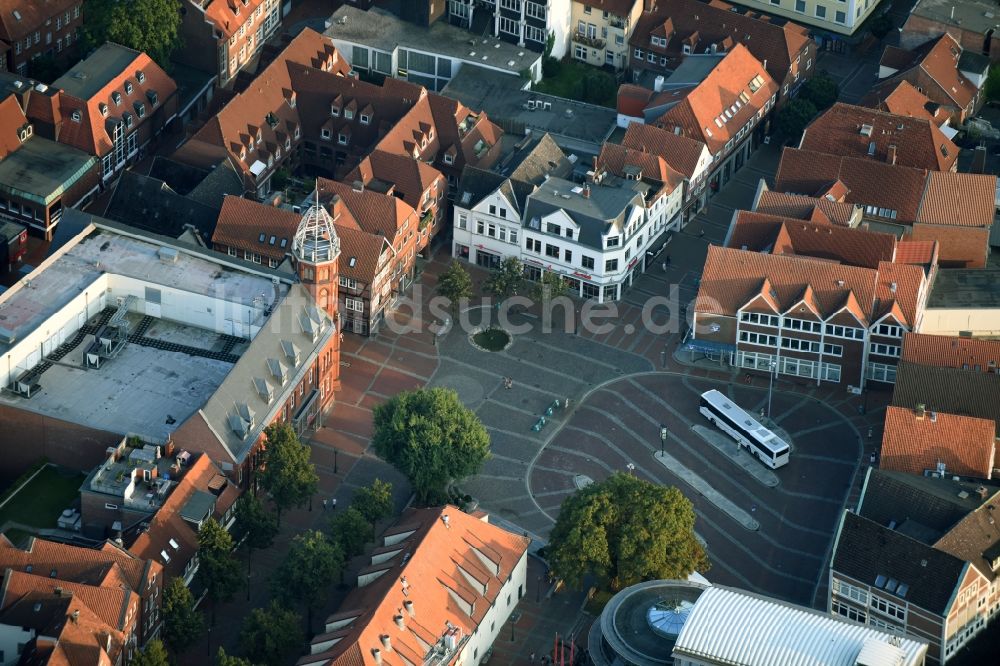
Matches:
[134,101,145,118]
[321,128,332,140]
[940,144,949,157]
[331,104,340,117]
[168,538,180,550]
[280,238,287,248]
[71,109,81,122]
[444,153,454,165]
[99,103,108,117]
[360,113,371,125]
[269,235,276,245]
[112,91,122,106]
[160,550,171,563]
[267,358,287,384]
[136,70,145,84]
[239,147,246,160]
[146,90,158,107]
[338,133,349,145]
[123,112,133,128]
[344,108,354,120]
[124,81,133,95]
[860,124,873,137]
[285,137,291,150]
[258,232,266,242]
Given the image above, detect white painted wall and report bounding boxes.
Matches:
[918,308,1000,337]
[459,550,529,664]
[548,0,572,59]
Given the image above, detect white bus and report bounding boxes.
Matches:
[699,389,790,469]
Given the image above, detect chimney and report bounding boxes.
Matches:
[887,144,897,165]
[380,635,392,651]
[930,411,937,422]
[403,600,415,617]
[394,614,405,630]
[71,610,80,624]
[352,180,364,192]
[330,194,343,219]
[54,587,63,597]
[763,59,767,72]
[442,514,450,528]
[890,282,897,294]
[582,183,591,199]
[372,648,382,665]
[915,403,926,419]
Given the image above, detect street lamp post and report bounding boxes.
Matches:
[626,463,635,476]
[334,448,339,474]
[659,425,668,457]
[767,360,777,418]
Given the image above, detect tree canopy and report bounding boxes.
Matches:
[437,260,474,309]
[329,506,373,558]
[272,530,344,629]
[352,479,394,527]
[259,423,319,525]
[161,577,203,655]
[83,0,182,70]
[131,639,170,666]
[236,493,279,574]
[196,518,242,611]
[238,601,303,665]
[800,72,839,111]
[372,388,491,504]
[531,271,570,301]
[484,257,524,303]
[776,98,818,142]
[217,649,258,666]
[548,473,709,591]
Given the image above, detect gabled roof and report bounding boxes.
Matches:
[876,34,980,111]
[892,362,1000,431]
[212,196,301,264]
[301,506,529,665]
[727,211,897,269]
[204,0,274,40]
[753,189,858,227]
[934,494,1000,580]
[629,0,811,86]
[621,122,708,179]
[880,406,997,480]
[51,43,177,158]
[596,143,685,196]
[316,177,419,241]
[832,511,966,615]
[0,0,79,42]
[128,454,237,579]
[333,223,389,285]
[901,333,1000,371]
[916,171,997,228]
[0,93,29,160]
[653,44,778,154]
[865,80,949,127]
[503,132,573,184]
[799,103,958,172]
[0,569,137,633]
[346,149,444,212]
[103,171,219,242]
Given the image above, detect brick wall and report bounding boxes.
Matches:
[0,404,119,480]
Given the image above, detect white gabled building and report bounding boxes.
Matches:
[453,134,680,303]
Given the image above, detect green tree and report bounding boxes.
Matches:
[352,478,394,528]
[800,72,839,111]
[259,423,319,526]
[986,67,1000,103]
[436,260,474,310]
[776,98,818,141]
[216,648,258,666]
[531,271,570,301]
[131,639,170,666]
[329,506,373,558]
[583,71,617,107]
[236,493,279,577]
[372,388,491,504]
[161,577,203,655]
[196,518,242,623]
[83,0,183,70]
[238,601,303,665]
[484,257,524,304]
[273,530,344,630]
[548,473,709,591]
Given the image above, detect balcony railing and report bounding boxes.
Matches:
[609,16,627,29]
[573,32,606,49]
[420,210,434,231]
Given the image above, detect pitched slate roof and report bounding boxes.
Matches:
[799,103,958,172]
[916,171,997,228]
[653,43,777,154]
[503,132,573,184]
[621,122,708,180]
[881,406,997,480]
[103,171,219,242]
[934,495,1000,580]
[901,333,1000,371]
[832,511,966,615]
[301,506,529,666]
[187,161,245,209]
[754,190,859,227]
[51,43,177,159]
[629,0,811,87]
[726,211,897,269]
[892,362,1000,430]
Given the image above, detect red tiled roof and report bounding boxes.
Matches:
[877,34,979,113]
[332,223,389,285]
[654,44,778,154]
[596,143,684,196]
[628,0,811,87]
[774,147,929,223]
[754,190,858,227]
[916,171,997,228]
[204,0,270,40]
[894,240,937,265]
[909,224,989,267]
[0,0,78,41]
[301,506,529,665]
[53,44,177,159]
[345,149,445,213]
[866,80,949,127]
[799,102,958,172]
[901,333,1000,371]
[213,195,301,263]
[880,406,997,479]
[621,122,708,180]
[617,84,654,117]
[0,93,30,159]
[316,177,419,241]
[0,569,137,633]
[129,454,238,579]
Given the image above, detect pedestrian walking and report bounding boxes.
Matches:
[662,261,667,272]
[322,499,328,510]
[530,653,536,663]
[331,498,337,510]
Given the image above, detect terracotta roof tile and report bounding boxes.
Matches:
[345,149,444,213]
[621,122,708,179]
[596,143,684,195]
[654,44,777,154]
[876,34,979,114]
[880,406,996,479]
[799,102,958,171]
[316,177,419,240]
[204,0,272,40]
[212,196,301,263]
[894,240,937,265]
[916,171,997,228]
[617,84,654,117]
[0,93,29,159]
[0,0,78,42]
[909,224,989,268]
[302,506,529,665]
[892,362,1000,431]
[0,569,136,633]
[629,0,811,86]
[901,333,1000,371]
[754,190,858,227]
[865,80,949,126]
[332,224,388,285]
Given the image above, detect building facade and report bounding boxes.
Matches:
[0,0,82,76]
[570,0,644,70]
[446,0,572,58]
[727,0,885,37]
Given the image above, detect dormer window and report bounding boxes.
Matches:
[111,91,122,106]
[428,129,435,141]
[338,133,349,145]
[420,137,427,149]
[331,104,340,117]
[344,108,354,120]
[239,147,246,160]
[136,70,145,84]
[99,103,108,117]
[287,92,296,108]
[123,112,133,128]
[134,101,145,118]
[124,81,133,95]
[284,137,291,150]
[146,90,158,107]
[255,130,262,144]
[275,147,281,159]
[321,128,332,140]
[444,153,454,164]
[294,126,300,139]
[360,113,370,125]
